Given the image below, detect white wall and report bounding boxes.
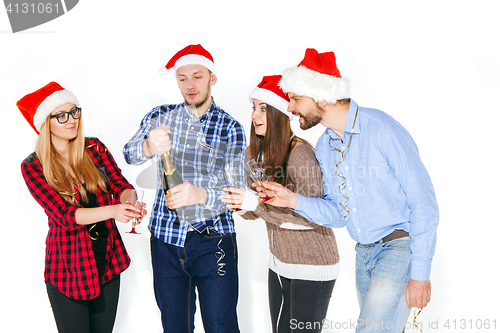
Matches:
[1,1,499,332]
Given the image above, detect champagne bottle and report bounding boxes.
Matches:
[162,151,186,212]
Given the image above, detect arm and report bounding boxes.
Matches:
[226,143,323,228]
[123,107,162,165]
[22,159,80,230]
[209,120,247,211]
[260,136,344,228]
[377,121,437,308]
[255,143,323,228]
[234,187,317,227]
[378,122,438,282]
[89,138,135,203]
[75,203,140,224]
[167,119,246,211]
[21,159,141,229]
[89,138,145,222]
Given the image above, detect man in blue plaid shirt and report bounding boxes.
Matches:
[123,44,245,333]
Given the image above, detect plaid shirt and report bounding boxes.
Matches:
[21,137,132,300]
[123,100,246,247]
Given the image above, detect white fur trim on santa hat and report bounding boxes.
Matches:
[33,89,80,131]
[279,66,350,104]
[174,54,216,75]
[249,87,294,120]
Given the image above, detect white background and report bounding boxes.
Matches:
[1,1,499,332]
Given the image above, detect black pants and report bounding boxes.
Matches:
[268,269,336,333]
[46,275,120,333]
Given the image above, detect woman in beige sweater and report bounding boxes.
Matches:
[222,75,340,333]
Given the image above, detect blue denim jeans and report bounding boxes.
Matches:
[151,232,239,333]
[355,237,412,333]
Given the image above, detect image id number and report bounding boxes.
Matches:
[6,2,60,14]
[444,319,497,330]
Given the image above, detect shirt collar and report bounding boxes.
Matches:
[182,97,216,123]
[344,99,360,135]
[326,99,360,140]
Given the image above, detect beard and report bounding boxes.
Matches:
[296,103,325,130]
[184,81,212,111]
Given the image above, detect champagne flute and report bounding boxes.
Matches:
[244,159,273,202]
[127,189,144,234]
[224,165,242,212]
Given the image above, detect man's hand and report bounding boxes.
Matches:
[254,181,299,209]
[165,181,207,209]
[146,126,172,156]
[406,279,431,309]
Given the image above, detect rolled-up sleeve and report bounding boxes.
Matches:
[123,107,160,165]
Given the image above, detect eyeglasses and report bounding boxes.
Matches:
[50,107,82,124]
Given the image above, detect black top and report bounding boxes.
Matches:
[84,188,109,282]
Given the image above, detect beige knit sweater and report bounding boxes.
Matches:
[240,142,340,273]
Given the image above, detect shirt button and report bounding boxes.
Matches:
[345,166,349,171]
[353,208,357,212]
[186,144,190,147]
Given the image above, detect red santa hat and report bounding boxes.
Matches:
[249,75,294,120]
[17,82,79,134]
[160,44,216,75]
[279,48,350,104]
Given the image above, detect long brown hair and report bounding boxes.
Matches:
[248,103,310,186]
[35,113,108,205]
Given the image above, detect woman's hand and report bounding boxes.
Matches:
[221,187,246,212]
[113,203,142,223]
[135,202,147,224]
[120,189,147,224]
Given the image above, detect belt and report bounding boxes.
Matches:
[364,230,409,246]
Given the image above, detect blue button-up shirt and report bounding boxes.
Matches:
[295,100,438,280]
[123,100,246,247]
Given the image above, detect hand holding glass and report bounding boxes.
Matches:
[127,189,144,234]
[244,159,273,202]
[224,167,243,212]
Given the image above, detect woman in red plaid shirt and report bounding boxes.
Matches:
[18,82,145,333]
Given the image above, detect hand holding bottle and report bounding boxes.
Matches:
[147,126,172,155]
[165,181,207,210]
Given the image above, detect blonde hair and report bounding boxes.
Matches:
[35,113,108,205]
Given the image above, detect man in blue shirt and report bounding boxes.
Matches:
[123,44,245,333]
[260,48,439,332]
